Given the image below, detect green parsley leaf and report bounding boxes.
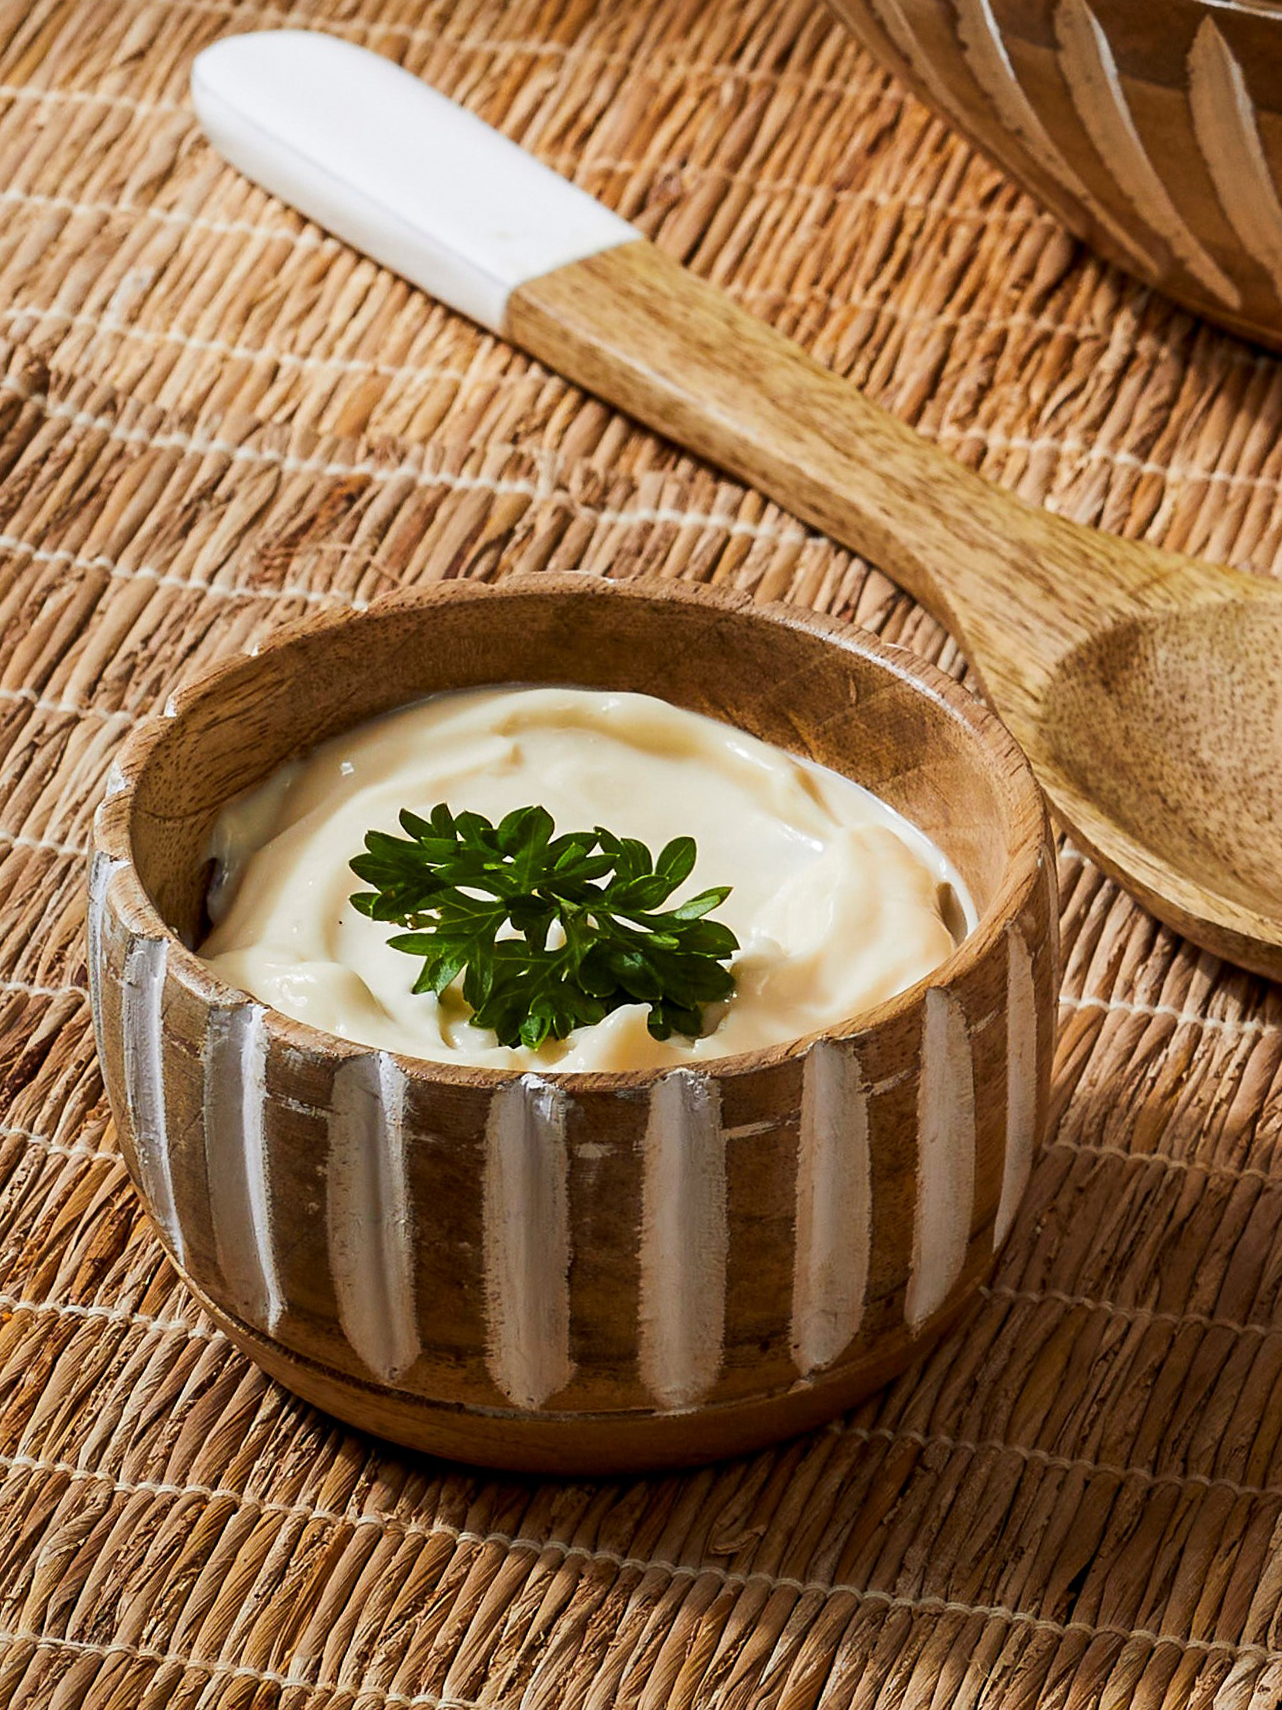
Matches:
[349,805,738,1050]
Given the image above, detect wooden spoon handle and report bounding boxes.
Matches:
[509,242,1195,715]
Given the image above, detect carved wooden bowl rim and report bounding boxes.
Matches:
[92,572,1049,1092]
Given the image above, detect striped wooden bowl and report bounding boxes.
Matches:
[827,0,1282,350]
[89,575,1057,1473]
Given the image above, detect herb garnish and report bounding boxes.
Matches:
[349,804,738,1050]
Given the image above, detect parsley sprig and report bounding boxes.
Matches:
[349,804,738,1051]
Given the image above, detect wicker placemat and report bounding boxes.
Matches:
[2,0,1282,1704]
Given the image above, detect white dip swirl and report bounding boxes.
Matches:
[200,686,971,1071]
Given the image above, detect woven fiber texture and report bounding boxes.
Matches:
[2,0,1282,1705]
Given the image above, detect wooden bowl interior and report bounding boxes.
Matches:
[126,583,1022,951]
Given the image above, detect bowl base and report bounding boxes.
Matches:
[174,1259,993,1474]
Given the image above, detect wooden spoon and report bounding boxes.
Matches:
[192,30,1282,980]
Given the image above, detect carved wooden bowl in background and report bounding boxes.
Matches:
[827,0,1282,350]
[89,575,1057,1473]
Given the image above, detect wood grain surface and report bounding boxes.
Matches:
[1,0,1282,1703]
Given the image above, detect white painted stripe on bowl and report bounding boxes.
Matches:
[203,1003,282,1333]
[1188,19,1282,302]
[86,850,123,1063]
[791,1040,870,1375]
[953,0,1157,277]
[122,934,184,1264]
[483,1075,573,1411]
[639,1069,726,1411]
[996,928,1037,1249]
[1054,0,1239,307]
[906,987,976,1332]
[327,1051,419,1382]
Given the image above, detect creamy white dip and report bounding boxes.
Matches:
[200,686,972,1071]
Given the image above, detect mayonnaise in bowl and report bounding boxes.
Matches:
[199,685,974,1072]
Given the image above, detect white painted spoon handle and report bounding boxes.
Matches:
[190,30,635,334]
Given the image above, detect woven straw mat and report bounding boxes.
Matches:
[2,0,1282,1705]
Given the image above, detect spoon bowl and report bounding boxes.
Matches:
[1039,592,1282,974]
